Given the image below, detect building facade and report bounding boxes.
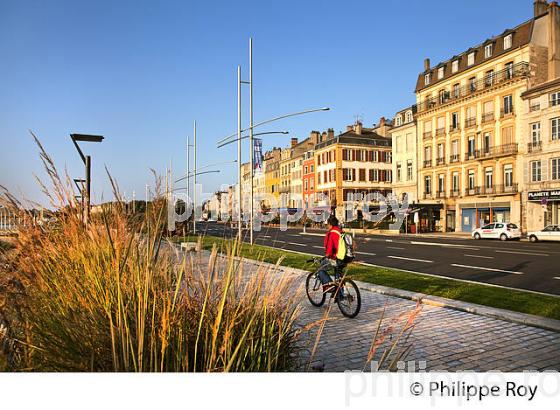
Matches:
[390,106,418,204]
[415,1,560,233]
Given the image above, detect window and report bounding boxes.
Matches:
[425,176,432,194]
[504,165,513,187]
[484,43,493,58]
[304,179,308,191]
[552,117,560,140]
[467,52,475,66]
[531,161,542,182]
[468,170,475,190]
[451,112,459,130]
[485,167,493,188]
[503,95,513,115]
[396,163,402,182]
[485,70,494,87]
[504,34,513,50]
[483,132,491,154]
[406,133,413,151]
[438,66,444,80]
[531,122,541,144]
[469,77,477,92]
[369,169,379,182]
[468,136,476,157]
[405,111,413,123]
[451,140,459,159]
[407,161,413,181]
[310,165,314,172]
[424,146,431,161]
[453,83,460,98]
[343,169,353,182]
[551,91,560,107]
[552,158,560,180]
[395,115,402,126]
[304,165,308,174]
[505,62,514,79]
[437,143,444,160]
[452,172,459,192]
[452,60,459,73]
[502,126,513,144]
[425,73,431,85]
[438,174,445,193]
[395,136,402,153]
[359,169,366,182]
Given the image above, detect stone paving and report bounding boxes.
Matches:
[190,249,560,372]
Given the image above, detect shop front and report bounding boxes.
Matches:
[528,190,560,228]
[407,204,444,233]
[459,202,512,232]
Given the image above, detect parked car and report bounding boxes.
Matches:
[472,222,521,241]
[528,225,560,243]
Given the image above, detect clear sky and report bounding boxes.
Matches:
[0,0,531,206]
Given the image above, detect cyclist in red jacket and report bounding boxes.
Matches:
[318,215,343,292]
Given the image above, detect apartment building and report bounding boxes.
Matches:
[415,0,560,233]
[314,121,392,220]
[264,147,281,204]
[390,106,418,204]
[302,148,316,208]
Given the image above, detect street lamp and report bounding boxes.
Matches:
[70,133,104,223]
[216,132,288,149]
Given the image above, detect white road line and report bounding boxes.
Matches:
[554,277,560,280]
[288,234,300,237]
[287,242,306,247]
[387,246,405,250]
[261,235,272,238]
[301,232,323,237]
[312,246,324,249]
[410,241,479,250]
[358,252,377,257]
[495,250,549,257]
[387,256,433,263]
[464,254,494,259]
[385,239,394,242]
[451,264,524,275]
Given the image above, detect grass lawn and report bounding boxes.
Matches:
[175,235,560,321]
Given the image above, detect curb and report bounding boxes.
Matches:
[356,281,560,333]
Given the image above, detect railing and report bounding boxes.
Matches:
[464,152,477,161]
[495,183,519,194]
[449,125,461,133]
[436,157,446,166]
[423,160,433,168]
[450,154,460,163]
[527,141,542,153]
[482,186,495,195]
[423,192,433,200]
[530,103,541,112]
[464,187,481,196]
[436,127,445,137]
[465,117,477,129]
[474,143,518,159]
[436,191,446,199]
[450,190,461,198]
[482,112,494,123]
[417,62,530,113]
[423,131,432,140]
[500,107,515,118]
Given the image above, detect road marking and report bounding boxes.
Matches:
[495,250,549,257]
[301,232,323,237]
[261,235,272,238]
[385,239,394,243]
[287,242,306,247]
[387,256,433,263]
[288,234,301,237]
[464,254,494,259]
[554,277,560,280]
[387,246,405,250]
[358,252,377,257]
[312,246,324,249]
[410,241,479,250]
[451,264,524,275]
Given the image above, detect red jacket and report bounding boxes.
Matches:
[324,226,342,259]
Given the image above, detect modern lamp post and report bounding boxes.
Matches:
[70,133,104,223]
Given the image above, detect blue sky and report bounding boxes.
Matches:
[0,0,531,206]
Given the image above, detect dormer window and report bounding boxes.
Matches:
[437,67,444,80]
[467,52,475,66]
[395,115,402,127]
[452,60,459,73]
[484,43,493,58]
[425,73,431,85]
[405,111,413,123]
[504,34,513,50]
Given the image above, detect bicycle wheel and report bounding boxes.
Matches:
[336,279,361,318]
[306,272,326,307]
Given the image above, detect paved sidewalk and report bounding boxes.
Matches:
[192,249,560,372]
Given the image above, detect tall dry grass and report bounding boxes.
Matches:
[0,136,301,371]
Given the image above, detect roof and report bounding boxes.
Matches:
[415,18,534,93]
[521,77,560,99]
[315,128,391,151]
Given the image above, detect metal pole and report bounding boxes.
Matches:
[132,190,136,213]
[237,65,242,243]
[249,37,254,245]
[186,136,190,207]
[193,120,197,235]
[85,155,91,224]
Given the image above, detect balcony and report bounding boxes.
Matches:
[481,112,494,124]
[436,127,446,137]
[449,154,460,163]
[465,117,477,129]
[530,103,541,112]
[449,124,461,133]
[450,190,461,198]
[500,107,515,118]
[464,152,477,161]
[423,160,433,169]
[464,187,481,196]
[423,131,433,140]
[436,157,446,166]
[417,62,530,113]
[474,143,518,160]
[423,192,433,200]
[527,141,542,153]
[482,186,495,195]
[495,183,519,195]
[436,191,446,199]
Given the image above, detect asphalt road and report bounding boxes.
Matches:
[195,221,560,296]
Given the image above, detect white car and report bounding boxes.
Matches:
[472,222,521,241]
[528,225,560,243]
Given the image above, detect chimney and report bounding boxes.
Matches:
[424,58,431,71]
[346,125,353,132]
[354,121,363,135]
[320,131,327,142]
[327,128,335,140]
[535,0,548,16]
[310,131,320,144]
[549,1,560,80]
[379,117,386,127]
[291,137,298,147]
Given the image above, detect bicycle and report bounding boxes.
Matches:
[305,257,361,318]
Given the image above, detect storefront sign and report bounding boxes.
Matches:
[528,190,560,202]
